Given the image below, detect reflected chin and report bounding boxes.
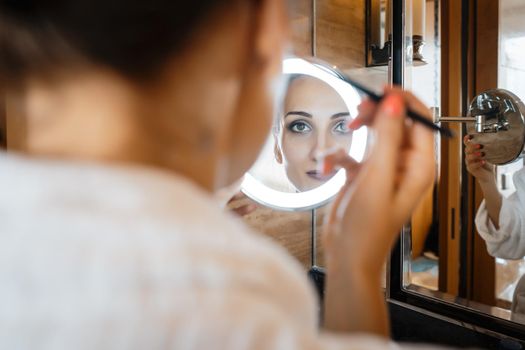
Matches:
[293,170,336,191]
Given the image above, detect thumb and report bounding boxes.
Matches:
[368,92,406,184]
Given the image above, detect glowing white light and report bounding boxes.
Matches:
[241,57,368,211]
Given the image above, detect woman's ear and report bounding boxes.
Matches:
[274,141,283,164]
[250,0,289,73]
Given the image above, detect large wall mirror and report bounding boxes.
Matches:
[395,0,525,339]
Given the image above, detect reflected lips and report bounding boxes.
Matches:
[306,170,336,181]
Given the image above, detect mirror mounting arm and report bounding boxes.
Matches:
[437,116,506,133]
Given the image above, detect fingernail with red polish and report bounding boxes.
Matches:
[322,159,333,176]
[348,118,362,130]
[383,94,404,118]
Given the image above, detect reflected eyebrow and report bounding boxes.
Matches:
[331,112,350,119]
[285,111,312,118]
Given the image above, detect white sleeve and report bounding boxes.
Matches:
[475,193,525,259]
[153,289,439,350]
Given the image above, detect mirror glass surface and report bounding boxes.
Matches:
[403,0,525,326]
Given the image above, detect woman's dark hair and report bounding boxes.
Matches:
[0,0,238,85]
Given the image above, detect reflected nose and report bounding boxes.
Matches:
[311,133,336,162]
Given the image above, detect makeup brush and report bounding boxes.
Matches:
[318,63,454,138]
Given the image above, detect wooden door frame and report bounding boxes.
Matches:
[438,0,464,296]
[439,0,497,305]
[463,0,498,305]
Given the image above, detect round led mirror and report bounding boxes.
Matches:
[240,58,368,211]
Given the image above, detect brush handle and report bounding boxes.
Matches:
[407,109,455,138]
[326,66,454,138]
[356,88,453,138]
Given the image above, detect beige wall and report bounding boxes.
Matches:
[316,0,366,69]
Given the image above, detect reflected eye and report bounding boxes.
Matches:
[287,120,312,134]
[333,120,350,134]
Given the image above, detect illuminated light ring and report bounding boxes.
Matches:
[241,57,368,211]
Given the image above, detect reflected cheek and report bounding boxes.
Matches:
[281,134,314,166]
[332,134,353,151]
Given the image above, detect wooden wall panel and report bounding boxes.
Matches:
[289,0,313,56]
[315,0,366,69]
[229,194,313,268]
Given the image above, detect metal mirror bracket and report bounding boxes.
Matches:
[436,89,525,165]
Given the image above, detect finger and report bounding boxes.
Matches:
[465,143,483,154]
[349,99,377,130]
[398,90,434,158]
[464,144,478,154]
[228,192,246,203]
[367,91,406,186]
[392,92,435,220]
[386,87,431,121]
[322,148,360,182]
[388,88,435,154]
[463,134,473,145]
[232,204,257,217]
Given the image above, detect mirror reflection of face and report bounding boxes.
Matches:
[276,75,352,191]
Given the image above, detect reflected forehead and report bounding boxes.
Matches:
[284,75,348,113]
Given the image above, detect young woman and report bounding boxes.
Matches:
[274,75,353,191]
[0,0,435,348]
[465,135,525,321]
[464,135,525,259]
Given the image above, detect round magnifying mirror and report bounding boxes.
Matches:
[240,58,368,211]
[467,89,525,165]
